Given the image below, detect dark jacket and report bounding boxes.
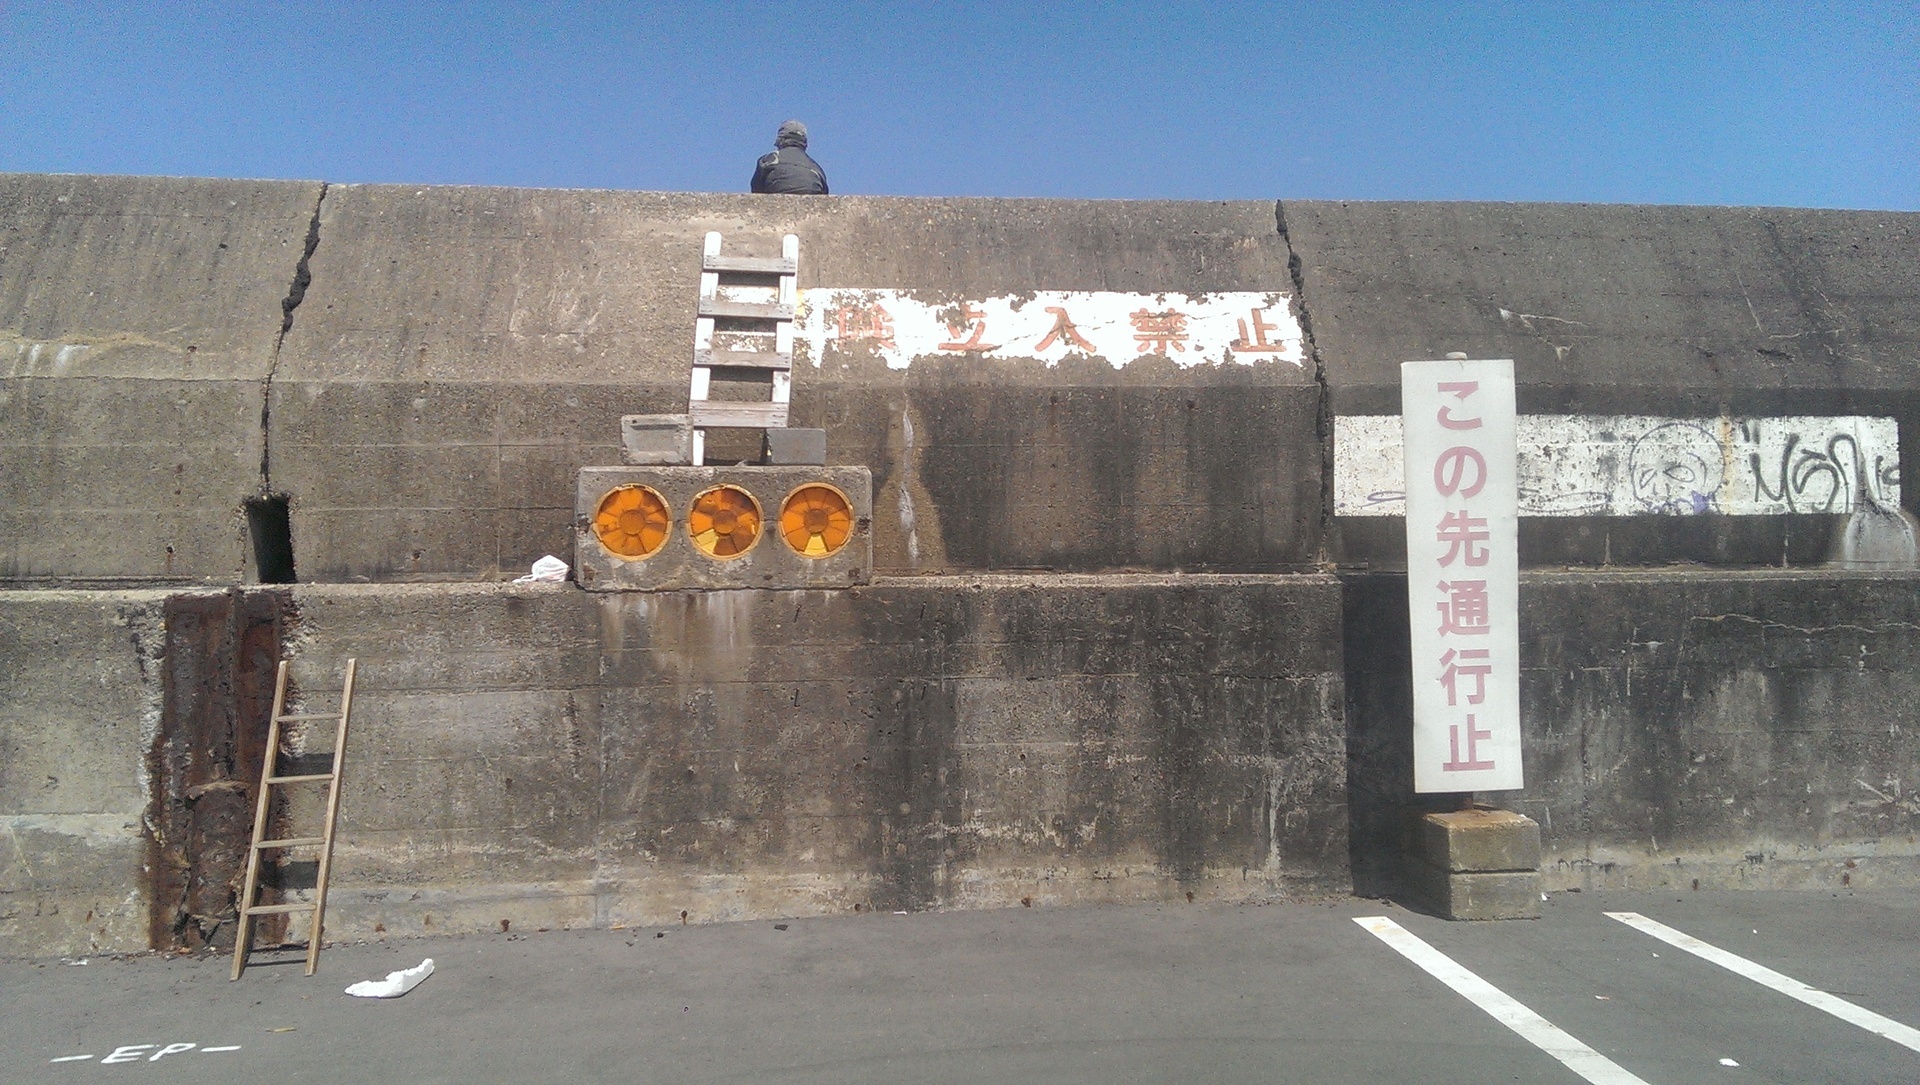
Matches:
[751,147,829,195]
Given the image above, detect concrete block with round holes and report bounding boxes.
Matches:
[574,466,872,591]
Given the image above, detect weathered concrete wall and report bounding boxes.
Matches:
[294,577,1345,939]
[1346,570,1920,895]
[12,183,1919,585]
[0,590,166,955]
[0,578,1347,954]
[1288,201,1920,568]
[5,177,1920,957]
[270,188,1315,580]
[1303,202,1920,895]
[0,174,325,582]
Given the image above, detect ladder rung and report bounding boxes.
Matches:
[698,299,794,321]
[695,348,792,370]
[703,254,796,274]
[690,401,789,428]
[235,657,355,982]
[243,902,319,915]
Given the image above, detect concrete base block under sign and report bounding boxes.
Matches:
[1406,862,1541,921]
[1407,807,1542,920]
[1417,807,1541,872]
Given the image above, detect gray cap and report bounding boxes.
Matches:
[775,120,808,148]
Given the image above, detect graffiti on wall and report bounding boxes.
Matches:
[1335,414,1900,517]
[797,290,1303,369]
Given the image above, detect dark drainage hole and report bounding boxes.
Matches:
[244,494,297,584]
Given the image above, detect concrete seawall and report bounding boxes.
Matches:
[4,578,1346,951]
[3,174,1918,955]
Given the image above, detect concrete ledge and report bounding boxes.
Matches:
[0,815,151,957]
[1543,842,1920,892]
[315,861,1340,942]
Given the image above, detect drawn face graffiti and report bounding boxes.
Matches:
[1629,423,1724,514]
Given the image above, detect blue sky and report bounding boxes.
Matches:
[3,1,1914,208]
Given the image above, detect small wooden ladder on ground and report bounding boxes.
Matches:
[689,231,798,465]
[231,658,356,980]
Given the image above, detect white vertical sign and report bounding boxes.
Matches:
[1403,359,1523,792]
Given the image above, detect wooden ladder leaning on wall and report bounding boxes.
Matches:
[689,230,799,465]
[231,658,356,980]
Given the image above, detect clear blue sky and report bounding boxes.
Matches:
[3,1,1914,208]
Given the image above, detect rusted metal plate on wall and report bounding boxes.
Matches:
[146,589,290,951]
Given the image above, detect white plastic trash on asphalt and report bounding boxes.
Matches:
[345,958,435,998]
[513,555,569,583]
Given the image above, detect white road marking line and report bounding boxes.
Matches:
[1354,916,1653,1085]
[1607,911,1920,1053]
[202,1046,243,1053]
[48,1054,93,1063]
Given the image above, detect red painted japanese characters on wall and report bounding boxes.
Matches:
[798,290,1304,369]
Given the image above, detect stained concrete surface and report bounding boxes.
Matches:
[292,575,1349,937]
[0,174,325,581]
[1286,201,1920,417]
[0,590,167,954]
[3,890,1916,1084]
[268,187,1310,579]
[0,577,1348,959]
[7,176,1920,963]
[1288,201,1920,571]
[1345,568,1920,899]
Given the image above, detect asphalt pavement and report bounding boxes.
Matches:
[4,888,1917,1084]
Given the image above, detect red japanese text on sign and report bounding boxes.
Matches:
[1443,715,1497,772]
[1436,580,1491,636]
[1434,447,1488,497]
[1434,511,1491,566]
[1402,358,1521,792]
[1439,647,1492,706]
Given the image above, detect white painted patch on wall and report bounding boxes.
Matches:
[1336,414,1899,517]
[3,337,95,378]
[797,290,1303,369]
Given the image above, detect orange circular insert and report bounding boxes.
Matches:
[592,485,670,560]
[687,485,762,559]
[779,483,855,558]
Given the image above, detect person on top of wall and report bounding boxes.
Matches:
[751,120,829,195]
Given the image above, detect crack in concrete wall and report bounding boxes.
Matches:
[1275,200,1336,567]
[259,182,327,492]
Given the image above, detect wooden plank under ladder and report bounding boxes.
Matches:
[231,658,356,980]
[689,231,799,464]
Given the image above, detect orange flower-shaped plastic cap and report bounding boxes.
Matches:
[592,485,671,560]
[779,483,855,558]
[687,485,762,559]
